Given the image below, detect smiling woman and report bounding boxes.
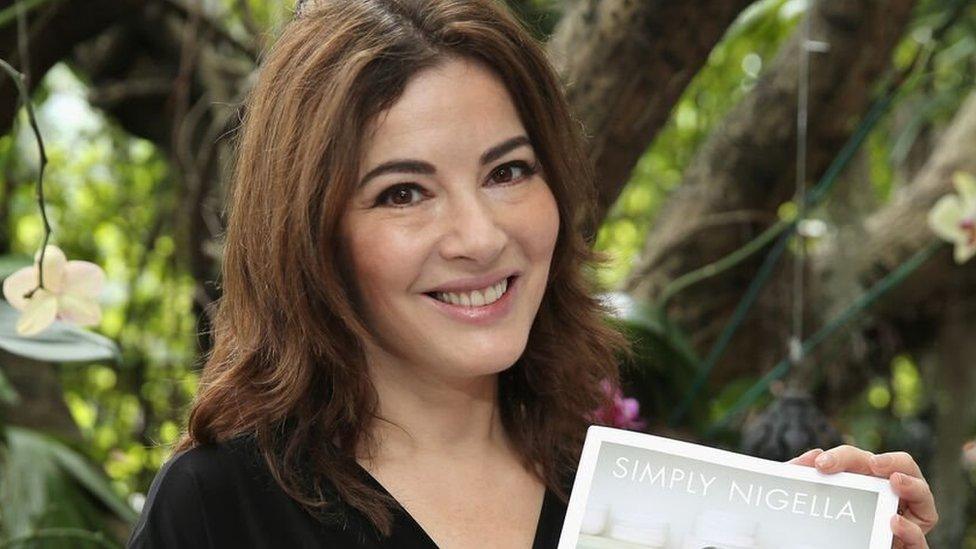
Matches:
[126,0,631,548]
[342,57,561,381]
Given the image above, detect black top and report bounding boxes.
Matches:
[127,437,571,548]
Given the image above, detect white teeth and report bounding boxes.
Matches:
[484,285,498,303]
[470,289,486,306]
[433,277,509,307]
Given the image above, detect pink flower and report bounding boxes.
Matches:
[590,379,646,431]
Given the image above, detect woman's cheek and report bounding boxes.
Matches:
[521,183,560,260]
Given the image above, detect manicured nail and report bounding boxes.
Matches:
[815,452,836,469]
[871,454,892,468]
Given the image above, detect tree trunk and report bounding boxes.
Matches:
[547,0,754,228]
[624,0,917,386]
[923,286,976,548]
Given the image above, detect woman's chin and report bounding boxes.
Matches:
[433,349,526,379]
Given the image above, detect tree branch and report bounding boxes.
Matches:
[548,0,755,228]
[623,0,918,385]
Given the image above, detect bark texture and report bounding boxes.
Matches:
[547,0,755,227]
[926,291,976,548]
[623,0,917,383]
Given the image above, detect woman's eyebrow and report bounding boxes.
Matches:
[357,135,532,188]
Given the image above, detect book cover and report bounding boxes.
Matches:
[558,426,899,549]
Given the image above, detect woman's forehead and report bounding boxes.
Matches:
[361,58,527,164]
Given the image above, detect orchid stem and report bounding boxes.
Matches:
[0,55,51,297]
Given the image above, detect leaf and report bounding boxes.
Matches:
[45,431,139,524]
[600,292,702,421]
[0,367,17,405]
[600,291,702,368]
[0,302,121,364]
[1,427,132,546]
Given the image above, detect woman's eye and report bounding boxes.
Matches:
[490,160,538,185]
[372,161,538,208]
[374,183,425,208]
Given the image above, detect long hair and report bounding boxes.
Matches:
[177,0,631,536]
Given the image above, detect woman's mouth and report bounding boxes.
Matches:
[423,275,519,324]
[427,275,514,306]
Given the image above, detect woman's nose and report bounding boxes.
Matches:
[437,193,507,265]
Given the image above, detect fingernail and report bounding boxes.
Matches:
[815,452,836,469]
[871,454,892,468]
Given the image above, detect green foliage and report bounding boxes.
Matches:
[216,0,293,40]
[0,427,134,547]
[3,65,199,498]
[866,0,976,203]
[837,354,931,468]
[601,292,703,425]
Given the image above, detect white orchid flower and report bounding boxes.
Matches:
[2,244,105,336]
[927,171,976,264]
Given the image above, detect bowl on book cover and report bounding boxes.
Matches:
[606,508,668,547]
[682,510,757,549]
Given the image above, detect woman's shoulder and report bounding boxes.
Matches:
[127,435,316,548]
[141,435,269,503]
[167,435,263,478]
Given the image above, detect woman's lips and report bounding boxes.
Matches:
[423,275,518,325]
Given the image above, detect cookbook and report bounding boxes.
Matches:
[558,426,899,549]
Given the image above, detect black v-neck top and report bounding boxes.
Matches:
[127,436,571,548]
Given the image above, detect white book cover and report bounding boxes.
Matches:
[558,426,899,549]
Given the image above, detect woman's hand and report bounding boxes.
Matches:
[788,445,939,548]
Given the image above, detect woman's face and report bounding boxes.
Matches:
[340,57,560,381]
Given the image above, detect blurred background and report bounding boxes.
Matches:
[0,0,973,546]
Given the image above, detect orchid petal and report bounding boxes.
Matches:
[954,242,976,265]
[619,397,640,419]
[928,195,965,242]
[58,293,102,326]
[953,172,976,213]
[62,261,106,298]
[16,289,58,336]
[33,245,67,293]
[2,265,40,311]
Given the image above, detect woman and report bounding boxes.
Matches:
[128,0,939,547]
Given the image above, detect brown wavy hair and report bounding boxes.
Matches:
[176,0,631,536]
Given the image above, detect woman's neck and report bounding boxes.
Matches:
[357,353,515,466]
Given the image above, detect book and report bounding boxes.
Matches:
[558,426,899,549]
